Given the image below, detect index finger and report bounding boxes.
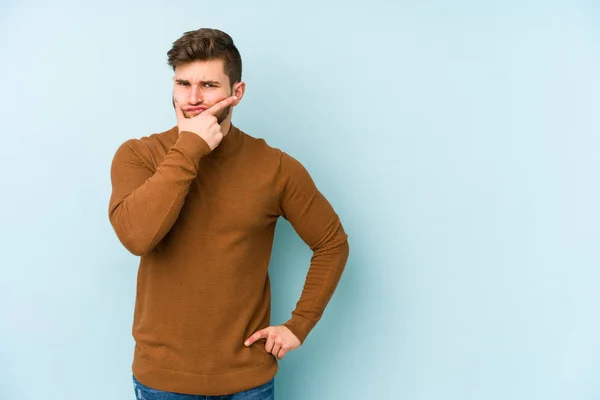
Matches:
[244,328,269,346]
[205,95,238,116]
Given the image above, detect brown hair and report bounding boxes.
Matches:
[167,28,242,87]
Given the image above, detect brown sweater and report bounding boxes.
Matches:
[108,124,349,395]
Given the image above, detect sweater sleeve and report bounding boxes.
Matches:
[108,131,211,256]
[276,152,350,344]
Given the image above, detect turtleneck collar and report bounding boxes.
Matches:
[168,123,243,158]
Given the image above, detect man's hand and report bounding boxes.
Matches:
[174,96,237,150]
[244,325,301,360]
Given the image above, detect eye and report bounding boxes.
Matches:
[177,81,190,87]
[203,83,216,88]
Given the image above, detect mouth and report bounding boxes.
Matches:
[184,106,207,113]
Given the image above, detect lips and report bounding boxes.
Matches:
[184,106,207,112]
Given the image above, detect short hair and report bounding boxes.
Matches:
[167,28,242,86]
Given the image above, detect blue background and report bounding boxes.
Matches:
[1,0,599,399]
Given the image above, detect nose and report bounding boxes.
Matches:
[189,86,203,105]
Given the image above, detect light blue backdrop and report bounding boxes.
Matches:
[1,1,599,399]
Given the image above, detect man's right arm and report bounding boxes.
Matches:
[108,131,211,256]
[109,95,237,256]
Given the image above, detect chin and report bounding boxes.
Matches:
[184,111,201,119]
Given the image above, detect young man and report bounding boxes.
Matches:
[108,28,350,399]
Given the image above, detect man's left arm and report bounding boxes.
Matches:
[245,151,350,359]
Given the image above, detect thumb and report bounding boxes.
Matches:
[245,328,270,346]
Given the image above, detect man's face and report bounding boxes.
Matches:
[172,59,235,123]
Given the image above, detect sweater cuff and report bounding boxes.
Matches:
[282,316,314,345]
[174,130,212,166]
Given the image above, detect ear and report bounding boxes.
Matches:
[231,81,246,106]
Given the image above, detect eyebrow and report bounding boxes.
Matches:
[175,79,220,85]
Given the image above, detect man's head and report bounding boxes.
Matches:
[168,28,245,123]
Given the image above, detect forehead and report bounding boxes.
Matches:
[174,59,228,83]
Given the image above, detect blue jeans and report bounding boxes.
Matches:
[132,375,275,400]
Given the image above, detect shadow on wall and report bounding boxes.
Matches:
[0,346,16,399]
[268,214,362,396]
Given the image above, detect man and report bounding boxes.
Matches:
[108,28,349,399]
